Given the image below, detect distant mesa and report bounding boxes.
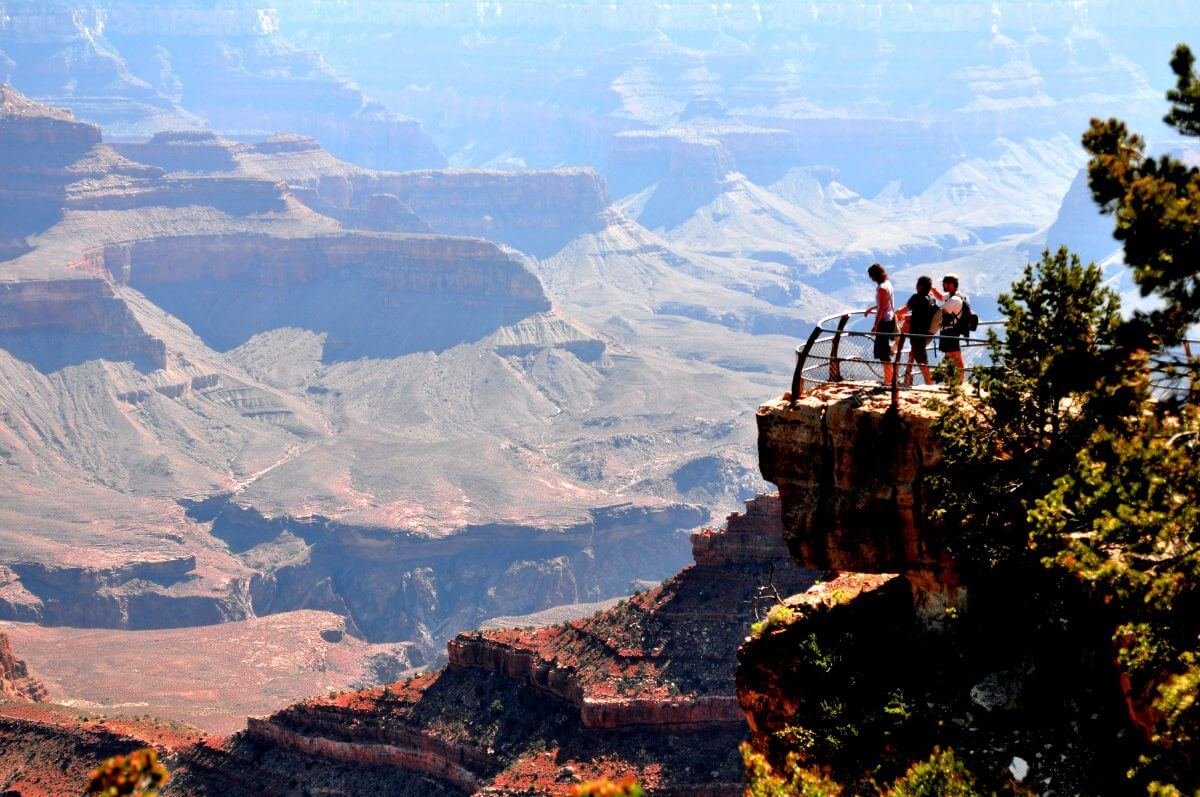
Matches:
[75,232,553,362]
[112,131,239,174]
[679,95,728,121]
[607,124,802,198]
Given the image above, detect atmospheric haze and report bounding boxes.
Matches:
[0,0,1185,762]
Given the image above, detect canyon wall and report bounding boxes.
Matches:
[756,386,952,584]
[361,168,613,258]
[0,279,167,368]
[0,632,47,701]
[219,493,810,794]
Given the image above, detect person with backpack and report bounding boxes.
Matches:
[932,272,975,383]
[863,263,897,385]
[897,275,937,386]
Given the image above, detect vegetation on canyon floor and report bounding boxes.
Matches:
[746,44,1200,795]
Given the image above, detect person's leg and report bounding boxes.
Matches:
[874,321,896,384]
[912,338,931,385]
[950,351,965,383]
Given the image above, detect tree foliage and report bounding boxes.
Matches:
[742,743,842,797]
[1083,44,1200,344]
[931,43,1200,793]
[884,749,979,797]
[569,776,646,797]
[929,247,1121,571]
[84,748,169,797]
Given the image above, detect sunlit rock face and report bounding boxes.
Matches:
[192,493,812,795]
[757,386,946,576]
[0,633,47,702]
[756,384,965,624]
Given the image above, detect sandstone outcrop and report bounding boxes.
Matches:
[756,385,958,605]
[0,631,47,702]
[741,383,1127,793]
[199,494,813,795]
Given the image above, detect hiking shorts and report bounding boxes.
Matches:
[874,319,897,361]
[910,334,930,365]
[939,332,962,354]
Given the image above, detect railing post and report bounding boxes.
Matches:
[1186,341,1197,405]
[828,313,851,382]
[790,326,823,407]
[891,331,907,409]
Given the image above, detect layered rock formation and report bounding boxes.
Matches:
[756,385,956,608]
[0,631,47,702]
[0,87,777,662]
[740,382,1132,793]
[163,494,814,795]
[0,278,167,368]
[0,1,446,169]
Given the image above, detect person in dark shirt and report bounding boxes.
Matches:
[898,275,936,386]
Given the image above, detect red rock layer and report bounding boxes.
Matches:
[0,632,48,702]
[0,279,167,368]
[231,494,812,794]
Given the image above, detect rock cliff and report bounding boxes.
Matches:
[740,383,1132,793]
[173,494,814,795]
[0,278,167,368]
[756,386,952,584]
[0,631,47,702]
[366,169,613,258]
[0,1,446,169]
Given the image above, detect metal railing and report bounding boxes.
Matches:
[789,310,1001,407]
[789,310,1200,408]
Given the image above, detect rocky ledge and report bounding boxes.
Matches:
[0,631,47,702]
[201,494,815,795]
[757,384,959,611]
[740,384,1129,794]
[0,278,167,369]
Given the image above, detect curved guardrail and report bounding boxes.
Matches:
[789,310,1001,406]
[788,310,1198,408]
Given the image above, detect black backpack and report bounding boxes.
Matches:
[946,292,979,336]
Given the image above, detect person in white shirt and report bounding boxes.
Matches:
[931,273,966,382]
[864,263,897,385]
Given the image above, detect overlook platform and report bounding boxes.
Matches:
[789,310,999,407]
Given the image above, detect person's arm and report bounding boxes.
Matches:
[930,287,945,302]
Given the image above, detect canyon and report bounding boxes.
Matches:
[0,85,807,676]
[0,494,816,795]
[0,2,1190,792]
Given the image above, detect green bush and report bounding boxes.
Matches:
[884,749,979,797]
